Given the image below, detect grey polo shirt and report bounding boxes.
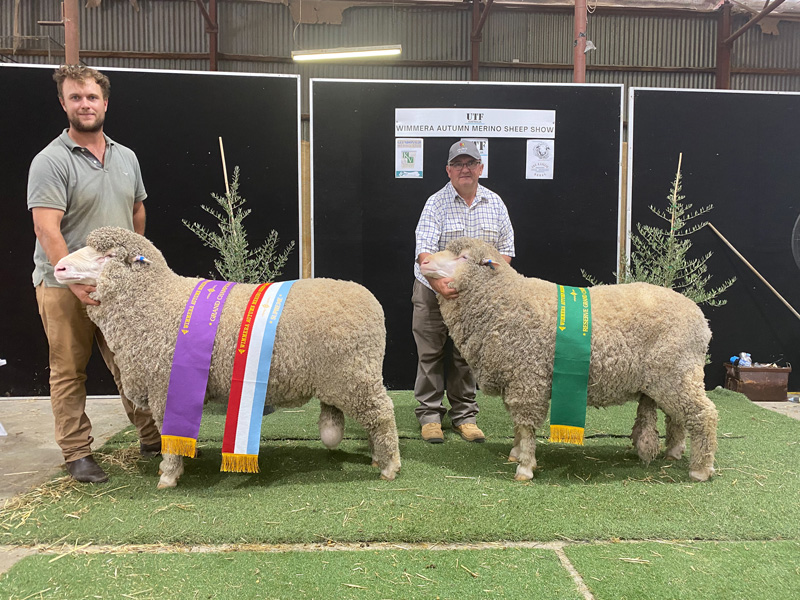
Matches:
[27,129,147,287]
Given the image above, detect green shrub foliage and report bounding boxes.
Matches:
[584,155,734,307]
[183,166,295,284]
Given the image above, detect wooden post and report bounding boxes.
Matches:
[573,0,587,83]
[63,0,79,65]
[301,140,312,279]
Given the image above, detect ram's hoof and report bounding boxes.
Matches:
[688,467,714,482]
[514,466,534,481]
[380,472,396,481]
[665,444,686,461]
[507,454,519,463]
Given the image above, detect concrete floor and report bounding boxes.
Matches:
[0,396,134,502]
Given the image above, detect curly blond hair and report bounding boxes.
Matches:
[53,65,111,99]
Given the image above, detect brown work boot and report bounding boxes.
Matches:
[65,455,109,483]
[421,422,444,444]
[453,423,485,443]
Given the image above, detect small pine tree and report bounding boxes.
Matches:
[584,155,735,306]
[182,166,295,284]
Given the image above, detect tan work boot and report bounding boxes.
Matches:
[421,422,444,444]
[453,423,485,443]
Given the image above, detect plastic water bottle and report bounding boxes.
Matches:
[738,352,752,367]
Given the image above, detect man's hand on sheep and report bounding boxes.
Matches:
[419,252,462,299]
[68,283,100,306]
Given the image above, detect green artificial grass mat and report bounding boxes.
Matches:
[1,389,798,546]
[0,548,581,600]
[565,540,800,600]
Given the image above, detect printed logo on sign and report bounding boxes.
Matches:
[533,141,551,160]
[401,151,416,168]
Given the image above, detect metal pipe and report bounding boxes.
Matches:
[471,0,480,81]
[716,0,732,89]
[209,0,218,71]
[573,0,587,83]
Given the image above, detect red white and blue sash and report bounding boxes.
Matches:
[221,280,297,472]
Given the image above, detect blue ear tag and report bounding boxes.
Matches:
[486,260,495,270]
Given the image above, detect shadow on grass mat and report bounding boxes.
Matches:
[1,389,798,546]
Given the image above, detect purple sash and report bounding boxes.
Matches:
[161,279,236,457]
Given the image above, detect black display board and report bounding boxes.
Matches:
[630,88,800,390]
[312,80,623,389]
[0,65,300,396]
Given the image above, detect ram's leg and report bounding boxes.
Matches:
[319,402,345,449]
[505,390,547,481]
[664,414,687,461]
[511,423,537,480]
[631,395,660,465]
[508,425,522,463]
[649,369,718,482]
[157,453,184,489]
[322,384,401,481]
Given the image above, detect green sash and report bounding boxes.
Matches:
[549,285,592,445]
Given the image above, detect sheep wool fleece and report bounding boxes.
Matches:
[426,237,718,483]
[66,227,401,488]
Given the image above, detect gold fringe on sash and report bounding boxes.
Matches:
[549,425,585,446]
[221,453,260,473]
[161,435,198,458]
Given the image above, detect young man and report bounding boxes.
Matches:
[28,65,161,483]
[412,140,515,443]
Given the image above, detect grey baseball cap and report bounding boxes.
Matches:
[448,140,481,163]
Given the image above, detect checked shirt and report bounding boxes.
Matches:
[414,181,515,289]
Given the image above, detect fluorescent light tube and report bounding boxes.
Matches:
[292,44,402,62]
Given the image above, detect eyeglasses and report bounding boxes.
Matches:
[448,160,481,171]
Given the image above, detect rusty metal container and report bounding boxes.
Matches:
[723,362,792,402]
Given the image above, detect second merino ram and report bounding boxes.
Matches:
[420,237,718,483]
[54,227,401,488]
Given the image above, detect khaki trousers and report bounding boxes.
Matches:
[411,279,478,426]
[35,284,161,462]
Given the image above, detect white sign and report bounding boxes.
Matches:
[396,108,556,139]
[463,138,489,178]
[395,138,424,178]
[526,139,555,180]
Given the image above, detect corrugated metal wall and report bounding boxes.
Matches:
[2,1,799,113]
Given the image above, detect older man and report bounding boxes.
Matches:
[412,140,515,443]
[28,65,161,483]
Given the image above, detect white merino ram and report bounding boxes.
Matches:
[420,237,718,482]
[54,227,401,488]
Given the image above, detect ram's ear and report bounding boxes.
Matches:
[480,258,497,270]
[127,253,152,266]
